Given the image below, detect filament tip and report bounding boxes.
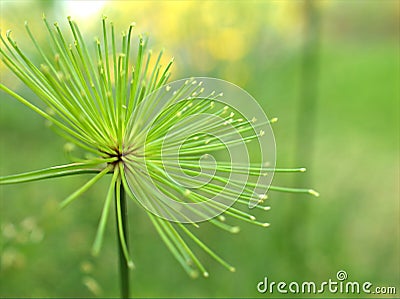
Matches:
[230,226,240,234]
[190,270,199,279]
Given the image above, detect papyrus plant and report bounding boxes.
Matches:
[0,16,318,296]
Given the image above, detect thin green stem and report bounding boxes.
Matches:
[115,178,130,298]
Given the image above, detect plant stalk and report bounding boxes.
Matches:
[115,181,130,298]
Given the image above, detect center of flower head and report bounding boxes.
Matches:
[114,149,124,162]
[105,145,126,167]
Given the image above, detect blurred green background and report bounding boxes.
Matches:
[0,1,398,298]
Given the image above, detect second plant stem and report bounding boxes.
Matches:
[115,181,130,298]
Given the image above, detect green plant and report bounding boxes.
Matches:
[0,16,318,297]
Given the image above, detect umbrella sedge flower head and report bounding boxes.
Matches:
[0,17,319,278]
